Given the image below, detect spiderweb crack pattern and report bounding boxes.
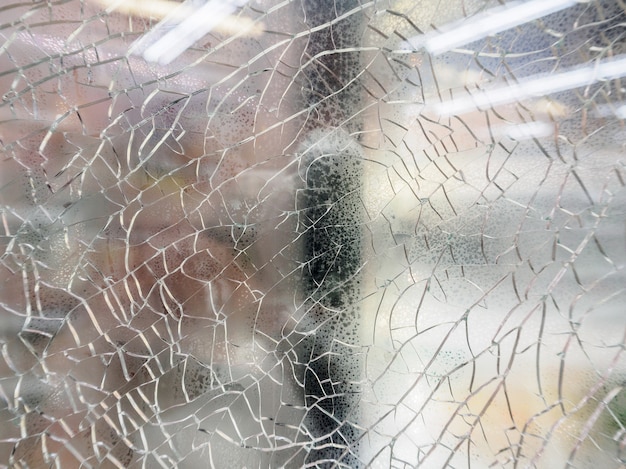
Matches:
[1,0,626,468]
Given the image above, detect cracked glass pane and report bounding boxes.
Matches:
[1,0,625,467]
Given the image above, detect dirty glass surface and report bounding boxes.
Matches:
[1,0,625,467]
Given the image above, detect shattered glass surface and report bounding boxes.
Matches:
[1,0,625,467]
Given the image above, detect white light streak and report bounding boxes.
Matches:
[399,0,578,55]
[502,121,553,140]
[431,56,626,117]
[594,103,626,119]
[130,0,250,65]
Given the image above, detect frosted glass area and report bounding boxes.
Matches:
[0,0,625,467]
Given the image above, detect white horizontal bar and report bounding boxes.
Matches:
[431,55,626,117]
[399,0,579,55]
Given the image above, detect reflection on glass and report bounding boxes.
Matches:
[1,0,625,467]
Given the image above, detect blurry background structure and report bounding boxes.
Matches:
[1,0,625,467]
